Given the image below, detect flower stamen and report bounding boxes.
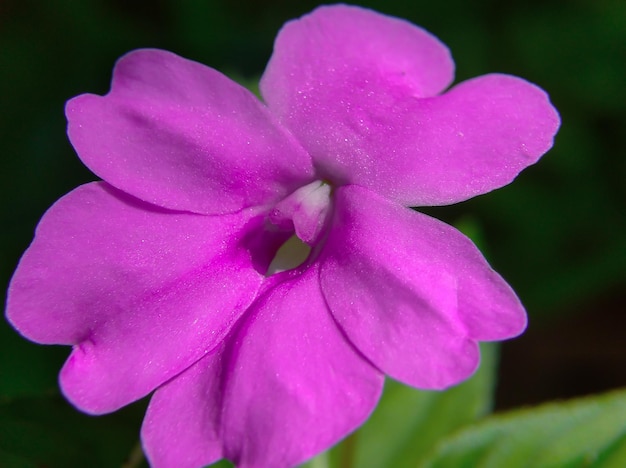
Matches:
[268,180,332,245]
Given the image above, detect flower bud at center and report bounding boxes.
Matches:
[268,180,332,245]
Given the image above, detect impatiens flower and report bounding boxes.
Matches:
[6,4,559,468]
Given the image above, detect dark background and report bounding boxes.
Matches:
[1,0,625,465]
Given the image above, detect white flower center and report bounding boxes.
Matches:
[268,180,331,245]
[265,180,332,275]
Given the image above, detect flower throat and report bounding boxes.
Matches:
[266,180,332,275]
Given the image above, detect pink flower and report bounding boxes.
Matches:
[6,5,559,468]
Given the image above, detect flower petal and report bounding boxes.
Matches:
[262,4,559,206]
[262,5,453,110]
[382,74,561,206]
[319,185,527,390]
[67,49,314,215]
[6,182,269,413]
[141,347,225,468]
[142,267,384,468]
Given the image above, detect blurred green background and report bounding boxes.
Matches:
[1,0,625,466]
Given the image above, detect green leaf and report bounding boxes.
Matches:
[315,342,497,468]
[420,388,626,468]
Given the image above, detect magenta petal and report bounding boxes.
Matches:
[6,182,266,413]
[222,269,384,467]
[319,185,527,390]
[383,74,561,206]
[262,5,559,206]
[141,349,225,468]
[143,267,384,468]
[262,5,453,110]
[67,49,314,215]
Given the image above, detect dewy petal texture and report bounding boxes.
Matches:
[7,183,266,413]
[261,5,560,206]
[320,185,527,389]
[142,267,384,468]
[67,49,314,215]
